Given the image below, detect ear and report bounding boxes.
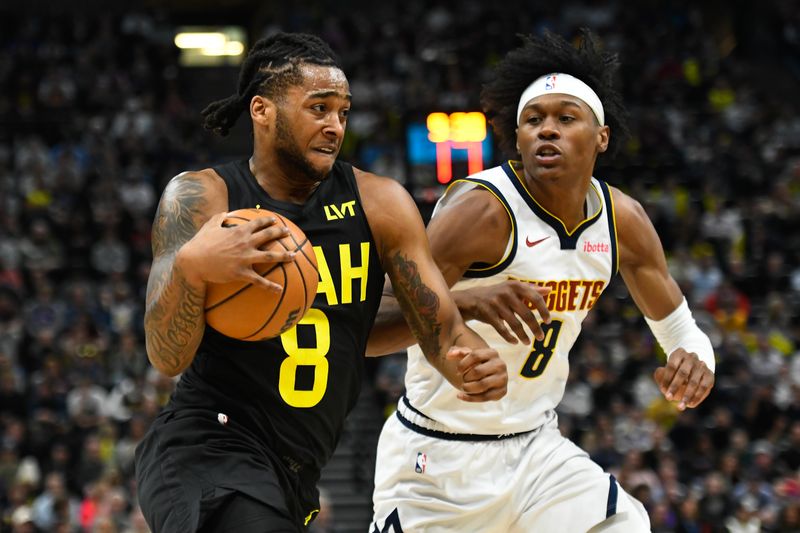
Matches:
[250,95,275,128]
[515,127,520,154]
[597,125,610,153]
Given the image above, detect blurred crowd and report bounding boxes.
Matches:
[1,1,799,531]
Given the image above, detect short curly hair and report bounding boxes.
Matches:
[481,29,629,157]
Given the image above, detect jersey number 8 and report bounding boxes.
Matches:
[520,320,563,379]
[278,309,330,407]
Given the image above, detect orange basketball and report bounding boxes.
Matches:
[204,208,318,341]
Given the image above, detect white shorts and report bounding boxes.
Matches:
[371,399,650,533]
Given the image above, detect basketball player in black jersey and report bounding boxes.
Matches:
[134,32,508,532]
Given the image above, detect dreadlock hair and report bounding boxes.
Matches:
[481,29,629,158]
[201,32,341,136]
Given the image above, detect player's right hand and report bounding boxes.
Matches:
[446,346,508,402]
[453,281,551,345]
[177,212,296,290]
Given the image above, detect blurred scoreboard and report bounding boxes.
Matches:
[406,111,493,201]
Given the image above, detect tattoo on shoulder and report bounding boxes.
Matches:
[153,175,208,256]
[389,252,442,358]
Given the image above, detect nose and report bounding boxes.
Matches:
[323,114,345,139]
[537,116,561,140]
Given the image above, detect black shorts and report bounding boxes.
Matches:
[198,492,297,533]
[135,408,315,532]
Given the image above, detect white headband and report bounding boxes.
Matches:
[516,73,605,126]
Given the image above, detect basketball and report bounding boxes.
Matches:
[204,208,318,341]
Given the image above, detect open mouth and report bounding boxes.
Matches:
[535,145,561,164]
[535,144,561,156]
[313,146,338,156]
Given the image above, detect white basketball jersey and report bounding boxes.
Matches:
[404,162,619,434]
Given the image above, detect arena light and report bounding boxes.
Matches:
[174,26,246,66]
[174,32,227,51]
[201,40,246,57]
[226,41,245,56]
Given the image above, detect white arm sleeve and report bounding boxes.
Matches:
[644,298,715,373]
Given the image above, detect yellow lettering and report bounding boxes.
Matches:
[340,242,370,304]
[324,201,355,220]
[279,309,330,408]
[313,246,338,305]
[324,205,338,221]
[340,200,356,217]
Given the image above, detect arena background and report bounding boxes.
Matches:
[1,1,799,531]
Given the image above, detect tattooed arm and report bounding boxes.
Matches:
[368,185,551,353]
[357,169,507,401]
[144,169,294,377]
[144,171,217,376]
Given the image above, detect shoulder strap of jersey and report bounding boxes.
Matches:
[437,173,518,279]
[595,178,619,275]
[331,160,358,196]
[211,159,252,208]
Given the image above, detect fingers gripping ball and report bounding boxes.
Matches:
[204,208,318,340]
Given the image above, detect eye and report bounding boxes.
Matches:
[526,115,542,125]
[340,108,350,119]
[311,103,326,113]
[559,115,575,123]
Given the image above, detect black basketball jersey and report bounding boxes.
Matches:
[166,159,384,485]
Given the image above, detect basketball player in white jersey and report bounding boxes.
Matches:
[367,30,715,532]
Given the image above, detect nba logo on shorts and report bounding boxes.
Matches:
[415,452,427,474]
[545,75,556,90]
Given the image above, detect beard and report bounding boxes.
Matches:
[274,109,330,184]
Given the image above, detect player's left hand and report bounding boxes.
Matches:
[653,348,714,410]
[446,346,508,402]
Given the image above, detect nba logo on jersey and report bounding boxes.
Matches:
[415,452,427,474]
[545,75,557,90]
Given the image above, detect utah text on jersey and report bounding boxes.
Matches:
[314,242,371,305]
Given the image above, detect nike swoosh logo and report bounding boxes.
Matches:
[525,236,550,247]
